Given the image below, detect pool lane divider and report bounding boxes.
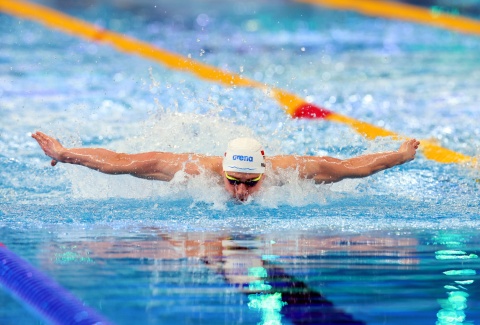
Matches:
[0,0,477,166]
[0,243,113,324]
[295,0,480,37]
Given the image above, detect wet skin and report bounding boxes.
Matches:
[31,131,420,203]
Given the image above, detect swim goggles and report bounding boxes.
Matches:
[225,172,262,187]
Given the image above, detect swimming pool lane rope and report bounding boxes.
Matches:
[0,243,112,324]
[295,0,480,37]
[0,0,477,166]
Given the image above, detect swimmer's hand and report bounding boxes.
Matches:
[31,131,65,166]
[398,138,420,163]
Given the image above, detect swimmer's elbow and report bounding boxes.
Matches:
[313,172,347,184]
[96,153,137,175]
[338,163,377,180]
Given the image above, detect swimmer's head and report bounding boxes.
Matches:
[222,138,265,174]
[222,138,266,202]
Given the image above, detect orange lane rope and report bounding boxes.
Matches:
[0,0,476,165]
[295,0,480,37]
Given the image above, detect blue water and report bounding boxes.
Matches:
[1,0,480,324]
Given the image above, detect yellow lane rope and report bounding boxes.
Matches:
[295,0,480,37]
[0,0,477,166]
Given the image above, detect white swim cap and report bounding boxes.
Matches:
[223,138,266,174]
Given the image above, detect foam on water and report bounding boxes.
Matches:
[3,99,478,223]
[1,0,480,233]
[55,110,344,208]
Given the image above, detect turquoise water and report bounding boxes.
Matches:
[1,0,480,324]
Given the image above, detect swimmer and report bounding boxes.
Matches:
[32,131,420,201]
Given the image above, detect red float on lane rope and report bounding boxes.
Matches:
[292,103,332,119]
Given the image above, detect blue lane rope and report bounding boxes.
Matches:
[0,243,113,325]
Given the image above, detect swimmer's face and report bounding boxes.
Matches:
[223,171,264,202]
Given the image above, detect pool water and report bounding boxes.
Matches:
[1,0,480,324]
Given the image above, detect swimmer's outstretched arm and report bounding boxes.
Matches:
[297,138,420,184]
[31,131,202,181]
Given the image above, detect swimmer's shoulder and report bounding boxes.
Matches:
[186,154,223,175]
[266,155,301,171]
[266,155,327,174]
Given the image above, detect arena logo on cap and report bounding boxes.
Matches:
[232,155,254,162]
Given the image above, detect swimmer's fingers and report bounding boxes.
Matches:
[31,131,51,148]
[399,138,419,161]
[403,138,419,150]
[31,131,64,163]
[410,138,420,149]
[31,131,47,140]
